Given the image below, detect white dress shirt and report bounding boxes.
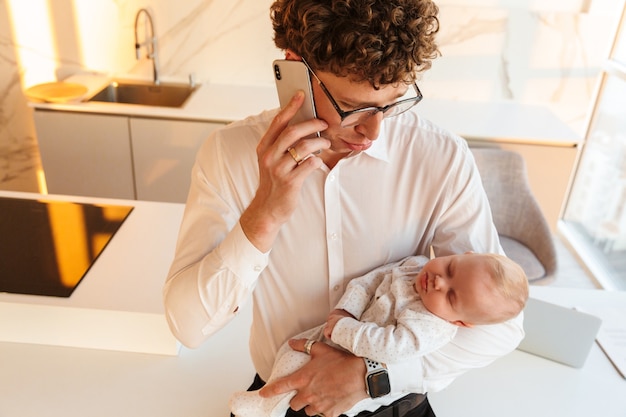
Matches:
[163,108,524,394]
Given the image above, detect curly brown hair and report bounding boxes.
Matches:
[270,0,440,87]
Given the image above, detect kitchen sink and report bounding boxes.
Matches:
[87,80,198,108]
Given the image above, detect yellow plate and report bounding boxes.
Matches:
[25,82,88,103]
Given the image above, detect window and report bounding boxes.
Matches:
[559,7,626,290]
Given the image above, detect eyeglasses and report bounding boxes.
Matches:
[301,58,423,128]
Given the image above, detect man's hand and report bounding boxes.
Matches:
[240,91,329,252]
[259,338,368,417]
[324,309,355,339]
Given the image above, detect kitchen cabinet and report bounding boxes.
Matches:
[34,110,223,202]
[130,118,222,203]
[34,111,135,199]
[467,140,578,232]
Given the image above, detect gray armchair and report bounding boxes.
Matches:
[471,147,557,282]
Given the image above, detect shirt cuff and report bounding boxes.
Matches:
[216,221,270,287]
[387,359,424,394]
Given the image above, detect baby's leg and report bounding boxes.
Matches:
[229,389,293,417]
[230,327,322,417]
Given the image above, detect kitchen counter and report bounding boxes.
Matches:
[30,72,581,148]
[0,190,184,355]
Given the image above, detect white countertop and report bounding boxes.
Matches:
[430,286,626,417]
[29,73,581,147]
[0,190,185,355]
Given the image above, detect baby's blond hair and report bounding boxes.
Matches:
[481,254,529,324]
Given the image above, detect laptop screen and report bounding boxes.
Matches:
[517,297,602,368]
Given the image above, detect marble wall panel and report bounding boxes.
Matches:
[425,5,619,132]
[0,0,41,192]
[153,0,279,85]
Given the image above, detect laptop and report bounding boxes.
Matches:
[517,297,603,368]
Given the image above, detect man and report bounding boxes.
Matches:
[163,1,524,417]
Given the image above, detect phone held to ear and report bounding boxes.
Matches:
[273,59,320,139]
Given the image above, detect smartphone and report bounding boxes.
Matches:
[273,59,320,138]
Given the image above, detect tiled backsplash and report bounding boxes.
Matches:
[0,0,623,192]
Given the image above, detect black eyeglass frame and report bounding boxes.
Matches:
[301,57,423,127]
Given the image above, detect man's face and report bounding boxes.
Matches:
[311,71,410,162]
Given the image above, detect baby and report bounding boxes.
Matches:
[230,252,528,417]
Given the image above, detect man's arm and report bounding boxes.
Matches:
[387,314,524,394]
[163,92,329,348]
[239,91,329,252]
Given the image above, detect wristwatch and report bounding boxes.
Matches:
[364,358,390,398]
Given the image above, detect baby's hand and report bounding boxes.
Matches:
[324,309,354,339]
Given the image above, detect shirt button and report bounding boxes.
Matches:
[330,233,338,240]
[253,265,262,272]
[333,285,340,291]
[329,175,335,181]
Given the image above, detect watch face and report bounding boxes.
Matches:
[367,370,391,398]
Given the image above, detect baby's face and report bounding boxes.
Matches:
[414,254,499,327]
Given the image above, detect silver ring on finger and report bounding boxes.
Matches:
[304,339,316,355]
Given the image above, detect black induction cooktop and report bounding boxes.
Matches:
[0,197,133,297]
